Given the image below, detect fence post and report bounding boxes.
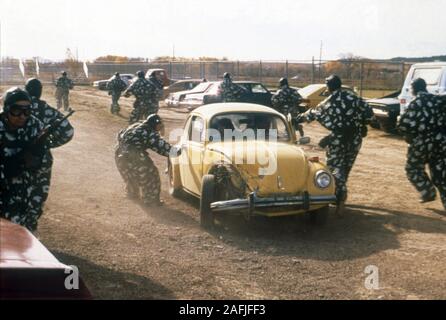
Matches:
[259,60,262,82]
[311,56,315,84]
[401,62,405,87]
[216,61,219,80]
[285,60,289,79]
[169,61,172,79]
[359,62,364,97]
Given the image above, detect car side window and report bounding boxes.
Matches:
[189,116,205,143]
[251,84,268,93]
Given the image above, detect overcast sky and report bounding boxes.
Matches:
[0,0,444,61]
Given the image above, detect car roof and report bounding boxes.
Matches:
[410,62,446,67]
[172,79,203,84]
[234,81,262,84]
[192,103,282,118]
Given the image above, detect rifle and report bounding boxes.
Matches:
[2,110,75,179]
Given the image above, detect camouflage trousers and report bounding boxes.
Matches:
[110,92,122,114]
[115,147,161,205]
[0,172,44,231]
[56,89,70,111]
[129,101,158,124]
[326,134,363,203]
[405,145,446,209]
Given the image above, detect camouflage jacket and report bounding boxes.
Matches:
[55,76,74,91]
[106,77,128,94]
[398,92,446,148]
[117,122,171,157]
[147,76,164,104]
[303,89,373,137]
[124,78,153,103]
[271,86,302,115]
[30,97,74,149]
[219,80,246,102]
[0,114,45,190]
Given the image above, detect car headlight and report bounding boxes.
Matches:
[315,170,331,189]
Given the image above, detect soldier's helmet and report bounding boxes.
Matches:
[61,71,67,76]
[143,114,162,129]
[325,75,342,92]
[136,70,145,78]
[411,78,427,94]
[223,72,232,80]
[115,72,120,77]
[279,77,288,87]
[25,78,43,99]
[2,87,31,113]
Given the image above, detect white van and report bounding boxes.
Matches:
[399,62,446,115]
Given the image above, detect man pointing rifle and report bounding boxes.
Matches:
[0,87,74,231]
[26,78,74,208]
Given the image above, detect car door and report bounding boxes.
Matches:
[250,83,272,106]
[179,115,204,195]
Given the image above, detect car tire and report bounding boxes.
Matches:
[200,174,216,230]
[377,117,397,133]
[306,206,329,226]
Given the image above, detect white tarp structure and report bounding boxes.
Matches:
[35,58,40,76]
[83,61,89,78]
[19,59,25,77]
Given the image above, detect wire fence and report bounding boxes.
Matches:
[0,58,413,94]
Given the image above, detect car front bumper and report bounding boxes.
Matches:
[210,192,337,215]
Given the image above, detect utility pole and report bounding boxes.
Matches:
[319,40,323,81]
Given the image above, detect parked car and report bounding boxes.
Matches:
[168,103,337,229]
[165,81,215,107]
[398,62,446,115]
[93,73,134,91]
[298,84,356,109]
[0,218,92,299]
[163,79,203,99]
[180,81,273,110]
[145,68,172,86]
[367,91,401,133]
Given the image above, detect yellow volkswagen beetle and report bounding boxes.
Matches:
[168,103,337,229]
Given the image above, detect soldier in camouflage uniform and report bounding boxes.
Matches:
[272,77,306,137]
[298,75,374,214]
[0,88,46,231]
[398,78,446,209]
[55,71,74,111]
[218,72,246,102]
[115,114,171,206]
[106,72,128,114]
[145,70,164,119]
[25,78,74,209]
[123,70,152,124]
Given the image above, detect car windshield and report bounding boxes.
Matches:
[208,112,290,142]
[298,84,324,97]
[413,68,443,85]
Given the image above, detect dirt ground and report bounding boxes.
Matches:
[4,85,445,300]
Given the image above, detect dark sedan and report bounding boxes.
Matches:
[367,91,401,133]
[181,81,273,110]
